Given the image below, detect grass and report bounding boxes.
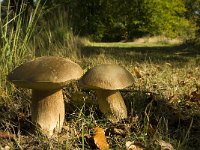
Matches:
[88,41,177,48]
[87,35,183,48]
[0,2,200,150]
[80,43,200,149]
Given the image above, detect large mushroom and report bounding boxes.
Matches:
[79,64,134,123]
[7,56,83,136]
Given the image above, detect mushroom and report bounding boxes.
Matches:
[79,64,134,123]
[7,56,83,136]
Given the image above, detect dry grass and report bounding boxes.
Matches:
[1,41,200,149]
[133,36,183,45]
[87,36,183,48]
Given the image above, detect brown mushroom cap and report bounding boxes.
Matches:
[7,56,83,91]
[79,64,134,90]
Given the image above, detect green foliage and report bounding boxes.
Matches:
[65,0,196,41]
[68,0,108,41]
[185,0,200,45]
[144,0,195,39]
[0,0,42,91]
[42,0,197,41]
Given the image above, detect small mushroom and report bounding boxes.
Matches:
[7,56,83,136]
[79,64,134,123]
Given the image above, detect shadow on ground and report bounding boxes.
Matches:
[81,44,200,66]
[122,90,200,149]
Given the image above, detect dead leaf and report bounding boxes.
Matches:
[126,141,144,150]
[155,140,174,150]
[93,127,109,150]
[105,123,132,137]
[113,127,126,135]
[106,126,126,137]
[0,131,15,139]
[133,67,142,78]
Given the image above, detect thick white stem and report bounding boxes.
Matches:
[96,90,127,123]
[31,89,65,137]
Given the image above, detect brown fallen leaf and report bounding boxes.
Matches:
[155,140,174,150]
[0,131,15,139]
[126,141,145,150]
[105,126,126,137]
[93,127,109,150]
[113,127,126,136]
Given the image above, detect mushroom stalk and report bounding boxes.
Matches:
[31,89,65,136]
[96,90,127,123]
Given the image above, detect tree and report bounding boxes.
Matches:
[185,0,200,42]
[145,0,195,38]
[24,0,196,41]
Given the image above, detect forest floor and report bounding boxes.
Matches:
[0,41,200,149]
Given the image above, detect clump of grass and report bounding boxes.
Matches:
[0,0,42,93]
[29,6,81,59]
[0,2,43,142]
